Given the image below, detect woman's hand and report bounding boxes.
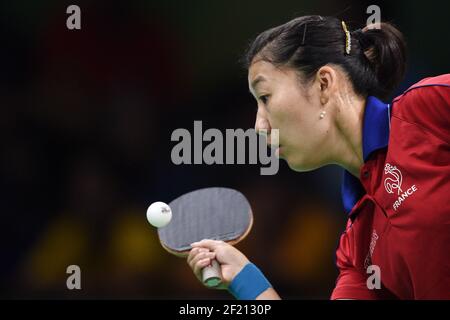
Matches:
[187,240,250,289]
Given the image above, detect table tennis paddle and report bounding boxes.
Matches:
[158,187,253,287]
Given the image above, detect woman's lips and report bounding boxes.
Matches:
[275,146,283,158]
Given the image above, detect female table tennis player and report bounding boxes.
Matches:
[187,15,450,299]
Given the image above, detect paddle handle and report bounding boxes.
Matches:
[202,259,222,287]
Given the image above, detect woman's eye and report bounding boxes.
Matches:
[259,95,270,104]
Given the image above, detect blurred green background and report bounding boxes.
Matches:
[1,0,448,299]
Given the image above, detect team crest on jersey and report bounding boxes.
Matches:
[384,163,403,195]
[384,163,418,211]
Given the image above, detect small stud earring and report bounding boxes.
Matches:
[319,111,326,119]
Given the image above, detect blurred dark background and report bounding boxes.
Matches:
[1,0,448,299]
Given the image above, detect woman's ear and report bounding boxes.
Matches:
[316,66,336,105]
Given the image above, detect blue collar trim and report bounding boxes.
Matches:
[341,96,391,213]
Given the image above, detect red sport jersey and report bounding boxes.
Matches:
[331,74,450,299]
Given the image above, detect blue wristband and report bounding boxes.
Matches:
[228,263,272,300]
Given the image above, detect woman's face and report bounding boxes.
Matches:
[248,60,332,171]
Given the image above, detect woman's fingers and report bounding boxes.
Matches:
[187,241,250,288]
[188,248,215,271]
[188,247,208,265]
[193,257,215,276]
[191,239,224,251]
[187,247,200,265]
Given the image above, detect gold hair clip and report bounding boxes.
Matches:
[341,21,351,55]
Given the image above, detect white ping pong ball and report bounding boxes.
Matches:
[146,201,172,228]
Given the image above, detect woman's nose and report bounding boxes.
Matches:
[255,116,271,136]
